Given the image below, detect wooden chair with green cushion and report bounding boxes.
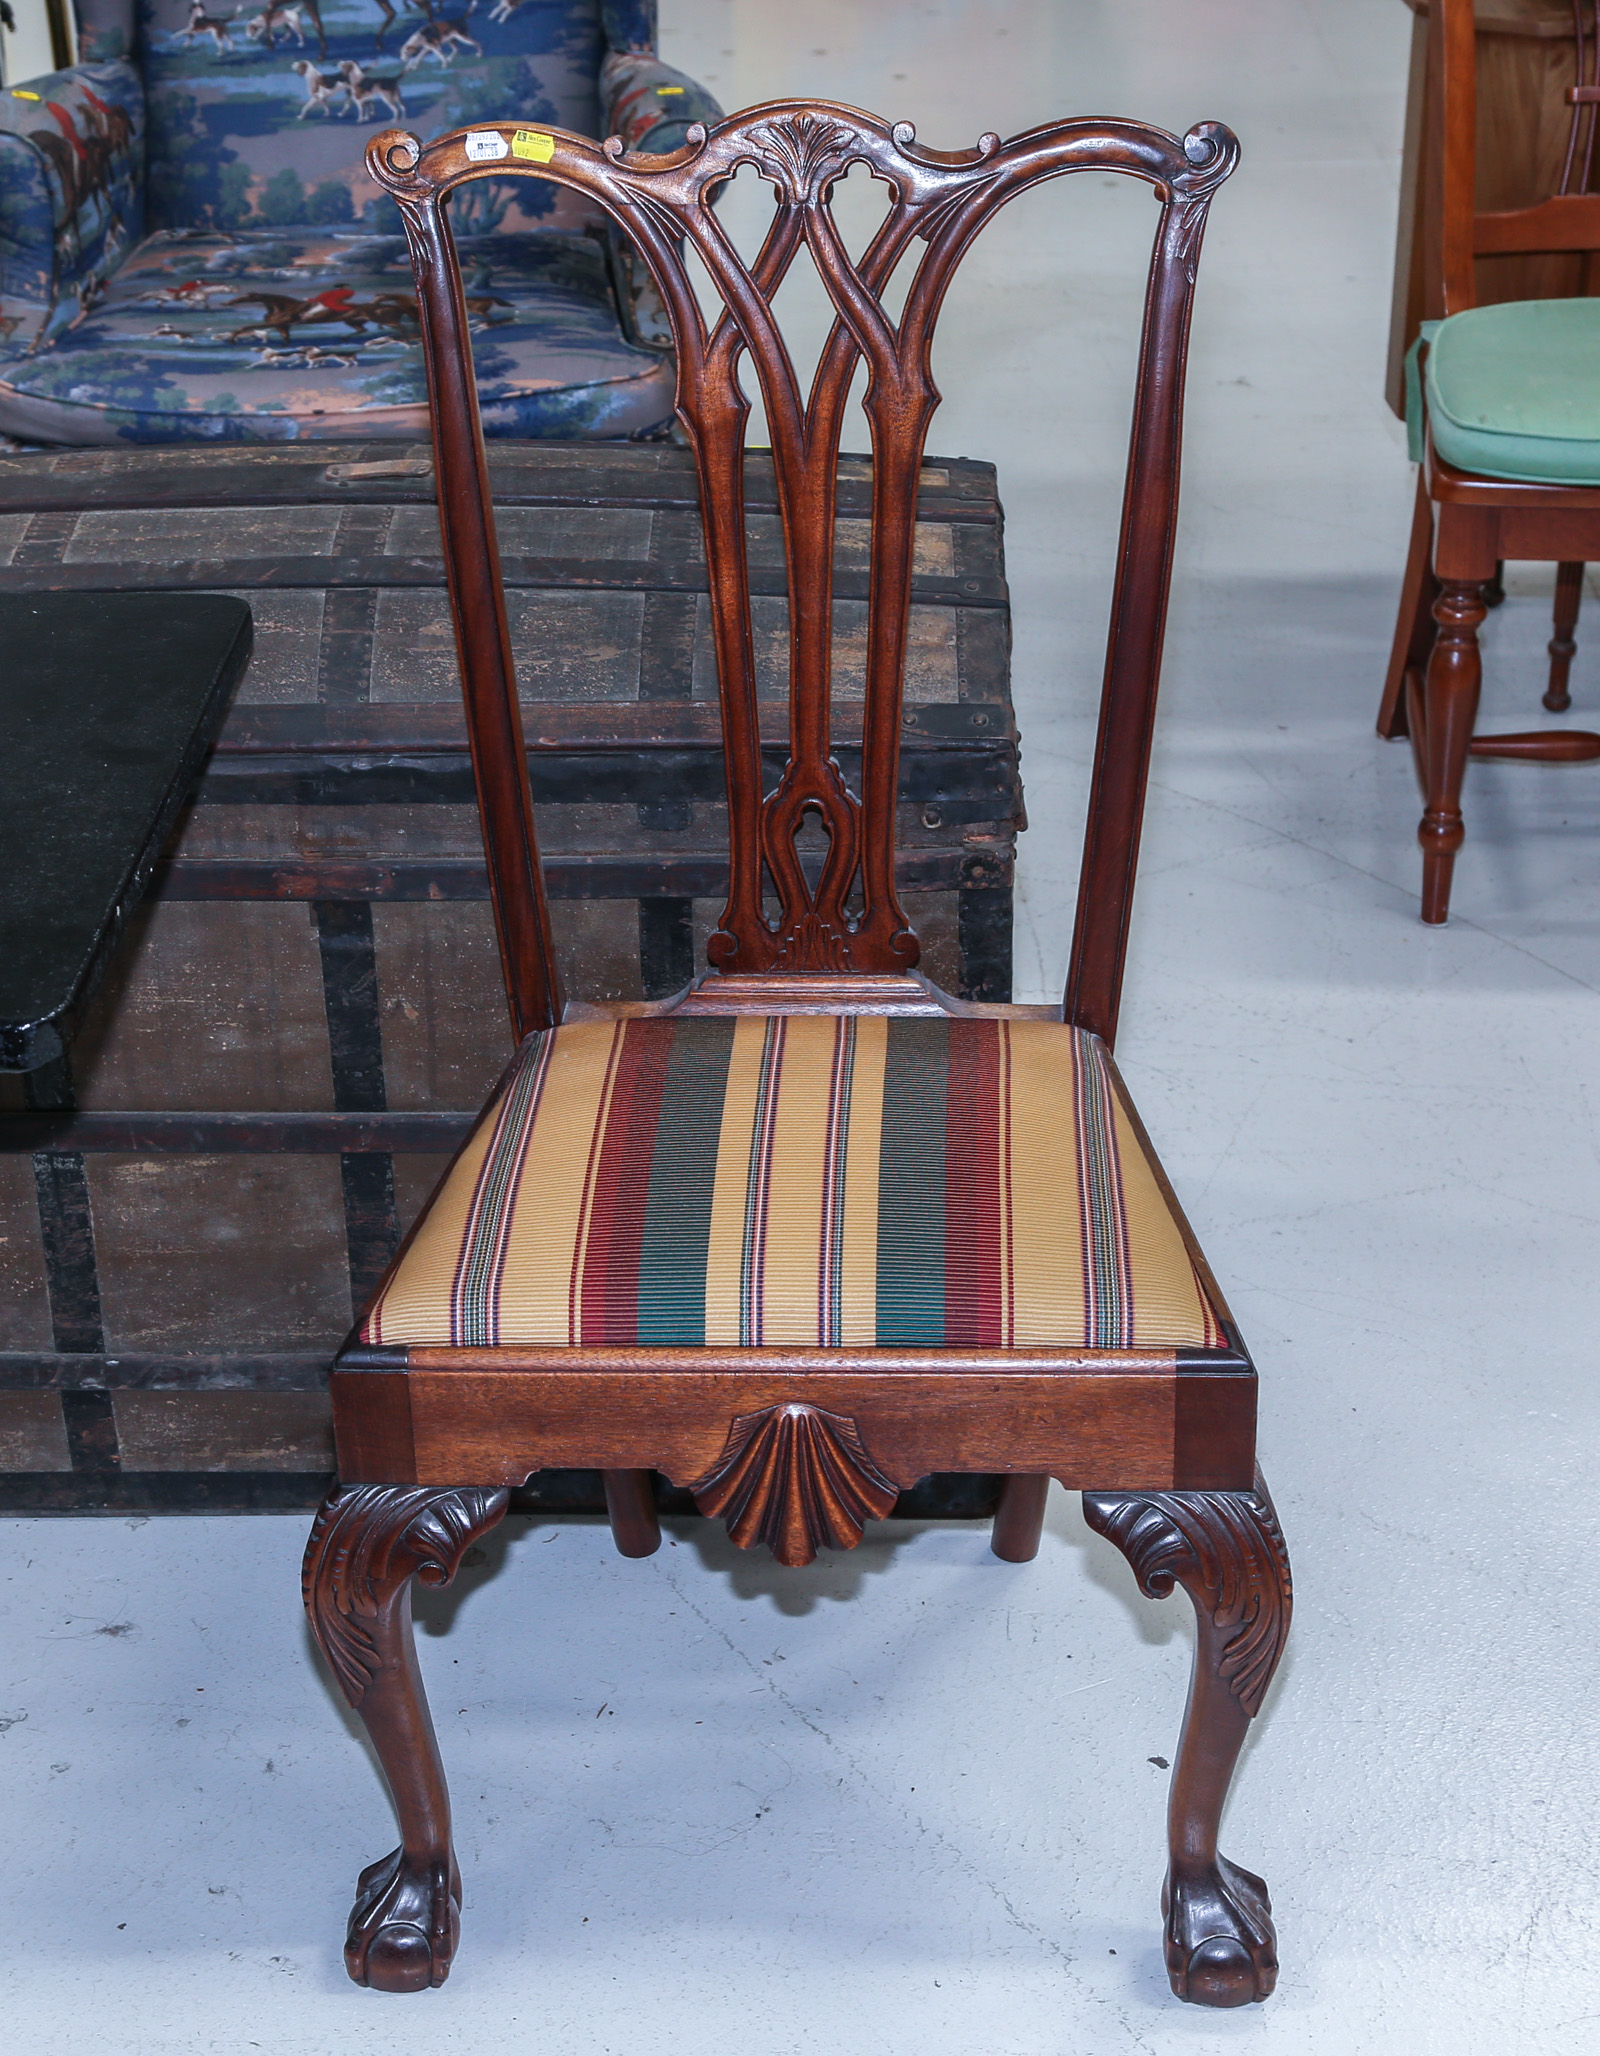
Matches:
[1379,0,1600,922]
[299,95,1295,2011]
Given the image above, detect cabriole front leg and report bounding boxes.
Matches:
[303,1483,510,1992]
[1083,1470,1291,2008]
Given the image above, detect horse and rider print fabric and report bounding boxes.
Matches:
[0,0,718,442]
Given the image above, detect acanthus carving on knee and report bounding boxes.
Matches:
[302,1484,511,1707]
[1081,1471,1291,1718]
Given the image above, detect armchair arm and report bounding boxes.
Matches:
[0,59,143,353]
[73,0,137,62]
[599,38,725,159]
[596,7,722,351]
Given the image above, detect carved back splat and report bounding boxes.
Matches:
[367,102,1237,1043]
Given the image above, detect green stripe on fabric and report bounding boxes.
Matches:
[875,1017,948,1343]
[634,1017,735,1344]
[1075,1038,1127,1347]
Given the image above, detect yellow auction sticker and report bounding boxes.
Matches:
[656,85,684,94]
[12,89,41,100]
[512,129,555,162]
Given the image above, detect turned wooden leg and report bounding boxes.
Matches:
[1546,561,1583,711]
[303,1483,510,1993]
[1414,577,1487,924]
[1083,1469,1292,2009]
[1483,558,1506,608]
[603,1468,662,1557]
[991,1474,1050,1561]
[1377,473,1438,741]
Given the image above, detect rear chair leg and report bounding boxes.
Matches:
[991,1473,1050,1561]
[1546,561,1583,711]
[603,1468,662,1557]
[1083,1469,1291,2008]
[303,1484,510,1992]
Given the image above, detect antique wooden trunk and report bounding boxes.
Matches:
[0,440,1018,1515]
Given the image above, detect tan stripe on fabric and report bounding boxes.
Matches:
[1001,1022,1092,1347]
[364,1079,507,1345]
[837,1013,886,1345]
[1104,1082,1217,1346]
[471,1021,621,1345]
[703,1014,770,1345]
[752,1015,850,1345]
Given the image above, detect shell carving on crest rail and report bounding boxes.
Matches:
[745,110,864,194]
[367,102,1238,984]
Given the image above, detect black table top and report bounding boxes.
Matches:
[0,591,252,1072]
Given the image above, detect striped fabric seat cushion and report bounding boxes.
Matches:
[363,1015,1223,1351]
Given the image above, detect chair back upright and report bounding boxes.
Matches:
[365,102,1237,1047]
[1432,0,1600,314]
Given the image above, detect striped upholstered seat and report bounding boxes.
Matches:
[364,1014,1222,1351]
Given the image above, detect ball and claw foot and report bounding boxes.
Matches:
[345,1846,461,1992]
[1164,1854,1277,2007]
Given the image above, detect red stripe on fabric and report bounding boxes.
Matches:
[944,1021,1003,1345]
[1097,1050,1136,1338]
[576,1021,674,1344]
[567,1023,627,1344]
[1071,1037,1096,1340]
[999,1022,1015,1347]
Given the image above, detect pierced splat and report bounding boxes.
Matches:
[366,102,1236,1035]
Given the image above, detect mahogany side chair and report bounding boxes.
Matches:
[1380,0,1600,922]
[301,98,1293,2010]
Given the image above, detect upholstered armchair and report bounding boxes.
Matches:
[0,0,719,441]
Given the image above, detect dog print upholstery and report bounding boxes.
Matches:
[0,0,719,441]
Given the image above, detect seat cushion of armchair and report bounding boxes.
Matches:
[362,1013,1225,1352]
[1426,298,1600,484]
[0,223,674,443]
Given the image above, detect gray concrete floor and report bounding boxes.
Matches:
[6,3,1600,2050]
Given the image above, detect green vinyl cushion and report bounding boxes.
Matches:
[1426,299,1600,484]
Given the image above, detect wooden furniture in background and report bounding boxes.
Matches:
[0,591,250,1082]
[0,589,251,1484]
[0,443,1017,1512]
[302,101,1292,2009]
[1381,0,1600,921]
[1389,0,1597,414]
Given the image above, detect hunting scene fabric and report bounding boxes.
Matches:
[0,0,714,440]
